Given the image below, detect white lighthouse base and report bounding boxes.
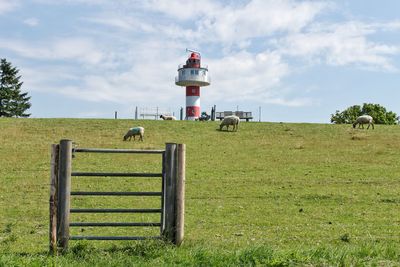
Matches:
[186,116,198,121]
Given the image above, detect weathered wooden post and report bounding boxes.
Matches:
[163,143,177,243]
[175,144,186,245]
[162,143,185,245]
[49,144,59,254]
[57,139,72,251]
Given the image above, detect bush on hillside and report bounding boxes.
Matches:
[331,103,397,125]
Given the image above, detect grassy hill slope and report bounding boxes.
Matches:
[1,118,399,265]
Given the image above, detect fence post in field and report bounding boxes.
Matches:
[163,143,177,243]
[49,144,59,254]
[162,143,186,245]
[175,144,186,246]
[57,139,72,251]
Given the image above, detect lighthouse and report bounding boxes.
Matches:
[175,49,210,120]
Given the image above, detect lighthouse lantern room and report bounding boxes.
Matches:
[175,49,210,120]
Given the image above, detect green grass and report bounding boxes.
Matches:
[1,118,400,266]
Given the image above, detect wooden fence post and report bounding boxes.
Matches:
[162,143,186,245]
[163,143,177,243]
[57,139,72,251]
[175,144,186,246]
[49,144,59,254]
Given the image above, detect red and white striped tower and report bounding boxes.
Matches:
[175,49,210,120]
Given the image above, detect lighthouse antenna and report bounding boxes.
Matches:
[186,48,200,56]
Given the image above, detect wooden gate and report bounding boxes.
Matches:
[49,140,185,252]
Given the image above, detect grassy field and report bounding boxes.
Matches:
[0,118,399,266]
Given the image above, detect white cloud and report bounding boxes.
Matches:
[139,0,222,21]
[21,42,183,105]
[203,50,298,105]
[81,0,331,47]
[0,0,19,14]
[187,0,331,46]
[276,21,400,71]
[32,0,108,5]
[380,20,400,31]
[83,16,156,32]
[23,17,39,27]
[0,38,105,65]
[263,97,314,107]
[22,65,81,92]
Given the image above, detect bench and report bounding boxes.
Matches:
[215,111,253,122]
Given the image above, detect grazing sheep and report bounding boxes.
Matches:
[160,114,176,120]
[220,115,240,131]
[353,115,374,129]
[123,127,144,141]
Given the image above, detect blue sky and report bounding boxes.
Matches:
[1,0,400,122]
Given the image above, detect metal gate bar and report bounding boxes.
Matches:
[74,148,164,154]
[71,191,162,196]
[71,172,162,177]
[70,208,161,213]
[70,222,161,227]
[69,236,162,241]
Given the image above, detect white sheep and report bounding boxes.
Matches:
[219,115,240,131]
[160,115,176,120]
[123,127,144,141]
[353,115,374,129]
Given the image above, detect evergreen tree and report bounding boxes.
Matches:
[0,58,31,117]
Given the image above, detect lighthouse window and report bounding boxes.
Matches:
[190,70,195,75]
[195,70,199,75]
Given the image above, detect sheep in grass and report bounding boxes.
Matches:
[123,127,144,141]
[219,115,240,131]
[353,115,374,129]
[160,114,176,120]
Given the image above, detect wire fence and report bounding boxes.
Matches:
[135,106,175,120]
